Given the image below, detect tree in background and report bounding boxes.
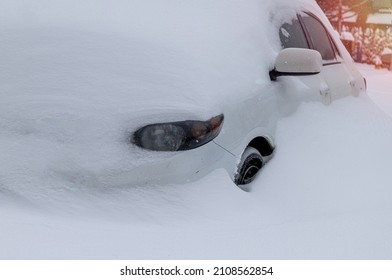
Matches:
[317,0,357,16]
[317,0,392,67]
[316,0,375,31]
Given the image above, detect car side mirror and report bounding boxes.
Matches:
[270,48,322,81]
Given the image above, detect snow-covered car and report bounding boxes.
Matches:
[123,1,366,190]
[1,0,366,191]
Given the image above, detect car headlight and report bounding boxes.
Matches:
[133,114,224,151]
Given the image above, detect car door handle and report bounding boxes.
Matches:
[349,79,357,88]
[320,87,330,97]
[320,84,331,105]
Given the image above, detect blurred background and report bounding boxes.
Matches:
[316,0,392,69]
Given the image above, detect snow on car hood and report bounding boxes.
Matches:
[0,29,213,194]
[0,0,317,192]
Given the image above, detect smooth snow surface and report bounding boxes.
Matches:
[1,0,392,259]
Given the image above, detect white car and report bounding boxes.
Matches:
[118,0,366,190]
[1,0,366,191]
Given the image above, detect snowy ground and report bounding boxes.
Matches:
[1,63,392,260]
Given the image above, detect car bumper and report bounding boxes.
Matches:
[103,140,235,187]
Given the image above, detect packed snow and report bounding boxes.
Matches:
[1,0,392,259]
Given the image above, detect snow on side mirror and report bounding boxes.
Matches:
[270,48,322,81]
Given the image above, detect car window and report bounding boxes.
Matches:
[279,18,309,49]
[300,13,337,63]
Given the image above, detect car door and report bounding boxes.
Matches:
[299,12,355,102]
[277,10,357,106]
[276,11,330,111]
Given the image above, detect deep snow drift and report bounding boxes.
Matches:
[1,0,392,259]
[2,65,392,259]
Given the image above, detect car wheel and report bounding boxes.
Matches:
[235,146,263,188]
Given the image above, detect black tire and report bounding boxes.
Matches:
[234,147,263,188]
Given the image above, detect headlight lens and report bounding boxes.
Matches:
[133,114,224,151]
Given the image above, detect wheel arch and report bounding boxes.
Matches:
[247,136,275,157]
